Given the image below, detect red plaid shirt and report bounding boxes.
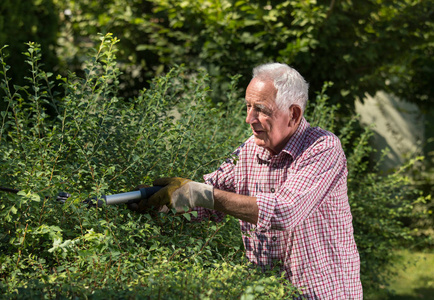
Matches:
[195,117,362,299]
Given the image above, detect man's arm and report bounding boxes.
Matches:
[213,189,258,225]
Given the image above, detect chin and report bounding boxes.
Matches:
[253,137,267,148]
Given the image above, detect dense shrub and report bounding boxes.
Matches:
[0,36,429,298]
[0,35,297,299]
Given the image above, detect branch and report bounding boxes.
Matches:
[326,0,336,19]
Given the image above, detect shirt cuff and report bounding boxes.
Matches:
[255,193,276,232]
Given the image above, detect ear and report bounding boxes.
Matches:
[288,105,303,126]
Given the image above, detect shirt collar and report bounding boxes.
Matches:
[281,117,310,160]
[254,117,310,161]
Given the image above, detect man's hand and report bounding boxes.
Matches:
[147,177,214,213]
[127,184,167,214]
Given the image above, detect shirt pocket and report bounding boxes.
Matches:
[248,230,288,261]
[237,179,276,197]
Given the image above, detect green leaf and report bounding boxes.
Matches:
[182,213,191,221]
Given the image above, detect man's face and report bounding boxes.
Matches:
[245,78,295,155]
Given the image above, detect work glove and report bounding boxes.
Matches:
[127,184,168,214]
[147,177,214,213]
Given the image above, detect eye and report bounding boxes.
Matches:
[256,105,272,116]
[246,103,272,116]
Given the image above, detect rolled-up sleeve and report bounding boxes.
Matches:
[191,144,244,222]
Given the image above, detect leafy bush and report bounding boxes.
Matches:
[0,36,429,298]
[0,35,298,299]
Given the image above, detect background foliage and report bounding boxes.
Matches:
[0,0,58,99]
[0,36,430,298]
[49,0,433,110]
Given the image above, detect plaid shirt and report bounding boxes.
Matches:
[195,117,362,299]
[196,118,363,299]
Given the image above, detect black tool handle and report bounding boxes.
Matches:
[102,186,163,205]
[56,186,164,207]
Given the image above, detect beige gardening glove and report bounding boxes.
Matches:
[147,177,214,213]
[127,184,168,214]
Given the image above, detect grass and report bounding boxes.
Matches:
[369,249,434,299]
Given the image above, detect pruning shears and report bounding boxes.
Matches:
[0,186,163,207]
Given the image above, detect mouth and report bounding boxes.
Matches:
[251,127,265,136]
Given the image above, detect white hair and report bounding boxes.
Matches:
[252,63,309,112]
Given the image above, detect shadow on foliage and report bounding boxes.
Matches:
[388,286,434,300]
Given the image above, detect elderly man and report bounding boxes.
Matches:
[134,63,363,299]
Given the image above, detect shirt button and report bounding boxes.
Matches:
[272,236,277,241]
[270,188,275,193]
[273,163,277,168]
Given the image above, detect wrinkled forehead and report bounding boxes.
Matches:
[245,78,277,104]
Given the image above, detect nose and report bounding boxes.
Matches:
[246,108,258,124]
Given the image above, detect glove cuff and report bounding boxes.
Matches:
[189,182,214,209]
